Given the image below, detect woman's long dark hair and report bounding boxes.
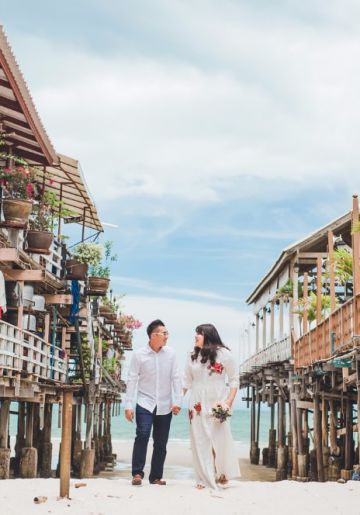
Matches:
[191,323,229,366]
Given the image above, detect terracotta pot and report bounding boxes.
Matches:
[87,276,110,296]
[105,313,117,322]
[66,259,88,280]
[2,198,33,228]
[99,306,112,316]
[25,230,53,254]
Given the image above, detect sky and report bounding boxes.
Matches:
[1,1,360,380]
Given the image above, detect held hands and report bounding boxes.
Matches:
[172,405,181,416]
[125,409,134,422]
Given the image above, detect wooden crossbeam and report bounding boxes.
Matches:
[3,269,44,281]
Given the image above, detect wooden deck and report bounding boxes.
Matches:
[294,294,360,368]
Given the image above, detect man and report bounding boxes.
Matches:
[124,319,182,486]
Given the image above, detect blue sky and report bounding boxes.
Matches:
[1,1,360,373]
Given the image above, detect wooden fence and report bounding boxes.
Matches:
[294,294,360,368]
[240,336,291,376]
[0,320,67,382]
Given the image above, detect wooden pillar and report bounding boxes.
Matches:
[316,257,322,325]
[270,301,275,344]
[0,400,10,479]
[314,393,324,482]
[262,307,267,349]
[344,399,353,471]
[288,375,298,479]
[15,402,25,475]
[44,313,50,343]
[250,386,259,464]
[303,273,309,335]
[292,264,299,339]
[17,281,24,329]
[255,314,260,352]
[40,403,53,478]
[60,390,73,498]
[20,403,37,478]
[279,298,284,339]
[352,195,360,297]
[276,392,287,480]
[327,231,336,312]
[80,401,95,478]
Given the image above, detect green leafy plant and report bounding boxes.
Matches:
[89,240,117,278]
[72,242,102,266]
[293,292,337,322]
[29,191,76,232]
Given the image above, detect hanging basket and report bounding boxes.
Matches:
[66,259,88,280]
[87,276,110,296]
[1,198,33,228]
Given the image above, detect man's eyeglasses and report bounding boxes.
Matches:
[154,331,169,336]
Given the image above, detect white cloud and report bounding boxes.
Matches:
[111,276,243,304]
[9,6,360,210]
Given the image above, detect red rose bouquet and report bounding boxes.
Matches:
[211,403,231,423]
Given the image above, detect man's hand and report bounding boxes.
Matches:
[172,405,181,416]
[125,408,134,422]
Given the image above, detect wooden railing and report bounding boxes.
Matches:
[0,320,67,382]
[240,336,291,375]
[294,294,360,368]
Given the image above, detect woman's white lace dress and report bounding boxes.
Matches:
[183,347,240,489]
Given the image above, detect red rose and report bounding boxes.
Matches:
[194,402,201,414]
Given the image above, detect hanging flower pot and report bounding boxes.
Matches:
[25,230,53,254]
[66,259,88,280]
[87,276,110,296]
[104,313,117,322]
[99,305,112,316]
[1,198,33,228]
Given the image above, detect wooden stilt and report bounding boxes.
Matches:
[314,394,324,482]
[39,403,53,478]
[0,400,11,479]
[250,386,259,464]
[60,390,73,498]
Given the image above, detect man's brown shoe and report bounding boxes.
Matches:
[150,479,166,485]
[132,474,142,485]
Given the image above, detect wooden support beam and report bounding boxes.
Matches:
[3,270,44,282]
[314,394,325,482]
[59,390,73,499]
[352,195,360,296]
[0,400,10,449]
[316,256,322,325]
[303,272,308,335]
[327,231,336,312]
[297,400,314,410]
[43,294,73,305]
[0,248,19,262]
[298,252,328,259]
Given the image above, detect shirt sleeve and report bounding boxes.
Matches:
[182,354,193,390]
[124,352,140,409]
[171,352,182,407]
[224,350,239,388]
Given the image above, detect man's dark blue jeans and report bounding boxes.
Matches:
[132,404,172,482]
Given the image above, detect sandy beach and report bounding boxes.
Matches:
[1,475,360,515]
[1,440,360,514]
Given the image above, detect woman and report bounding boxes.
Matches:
[183,323,240,490]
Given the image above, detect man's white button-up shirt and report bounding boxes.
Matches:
[125,344,182,415]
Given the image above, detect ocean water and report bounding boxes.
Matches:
[8,403,271,446]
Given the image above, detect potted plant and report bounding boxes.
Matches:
[26,190,74,253]
[0,142,37,227]
[99,297,118,321]
[67,242,102,281]
[87,240,117,296]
